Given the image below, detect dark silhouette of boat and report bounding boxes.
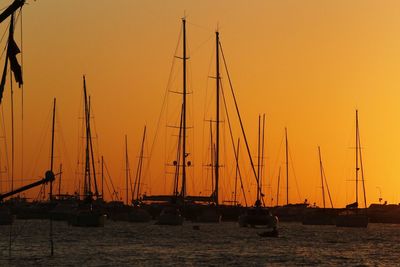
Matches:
[239,200,278,228]
[68,76,106,227]
[302,147,336,225]
[156,205,184,226]
[367,203,400,224]
[336,110,368,228]
[302,208,337,225]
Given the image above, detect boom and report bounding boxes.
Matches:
[0,170,55,201]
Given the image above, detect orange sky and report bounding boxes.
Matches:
[0,0,400,208]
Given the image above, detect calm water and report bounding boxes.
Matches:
[0,220,399,266]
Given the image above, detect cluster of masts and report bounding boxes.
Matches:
[0,3,367,210]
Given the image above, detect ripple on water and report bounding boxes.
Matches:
[0,221,399,266]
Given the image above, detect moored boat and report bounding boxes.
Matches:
[156,206,184,226]
[335,110,368,228]
[239,205,278,228]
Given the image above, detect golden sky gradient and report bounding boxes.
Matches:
[1,0,400,208]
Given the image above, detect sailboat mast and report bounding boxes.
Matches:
[181,18,187,199]
[83,76,90,196]
[136,126,146,200]
[49,98,56,256]
[209,120,214,194]
[257,115,261,202]
[101,156,104,199]
[58,164,62,196]
[88,96,99,197]
[10,71,14,192]
[49,98,56,200]
[276,166,281,206]
[357,111,367,209]
[355,110,359,205]
[285,127,289,205]
[234,138,240,206]
[215,30,220,205]
[261,114,266,204]
[125,135,129,205]
[318,146,326,209]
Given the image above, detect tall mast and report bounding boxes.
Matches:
[234,138,240,206]
[88,96,99,197]
[261,114,266,205]
[49,98,56,257]
[285,127,289,205]
[83,76,90,196]
[101,156,104,199]
[181,18,187,198]
[136,126,146,200]
[257,115,260,202]
[58,164,62,196]
[49,98,56,200]
[276,166,281,206]
[10,13,14,192]
[125,135,129,205]
[355,110,359,205]
[215,30,220,205]
[209,120,214,194]
[318,146,326,209]
[358,117,367,209]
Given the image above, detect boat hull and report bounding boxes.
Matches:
[302,209,337,225]
[156,207,184,226]
[336,213,368,228]
[238,207,278,228]
[69,211,106,227]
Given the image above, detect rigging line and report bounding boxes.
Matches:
[358,127,367,209]
[19,5,23,120]
[288,147,302,203]
[76,91,86,192]
[189,33,213,57]
[220,82,247,207]
[1,104,10,188]
[9,54,13,191]
[219,40,260,201]
[27,107,52,182]
[104,159,117,201]
[143,26,182,192]
[0,19,10,59]
[186,21,214,33]
[322,164,334,208]
[270,134,284,191]
[19,5,24,190]
[56,114,74,195]
[200,46,215,189]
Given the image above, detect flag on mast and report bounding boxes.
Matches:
[0,12,23,103]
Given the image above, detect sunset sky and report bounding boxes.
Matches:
[0,0,399,208]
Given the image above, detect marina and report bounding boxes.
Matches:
[0,0,399,265]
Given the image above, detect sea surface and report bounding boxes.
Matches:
[0,220,399,266]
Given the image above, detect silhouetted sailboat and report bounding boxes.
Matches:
[302,146,337,225]
[126,131,151,223]
[239,115,277,228]
[0,2,55,225]
[153,19,191,225]
[69,76,106,227]
[336,110,368,228]
[272,128,308,222]
[195,29,224,223]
